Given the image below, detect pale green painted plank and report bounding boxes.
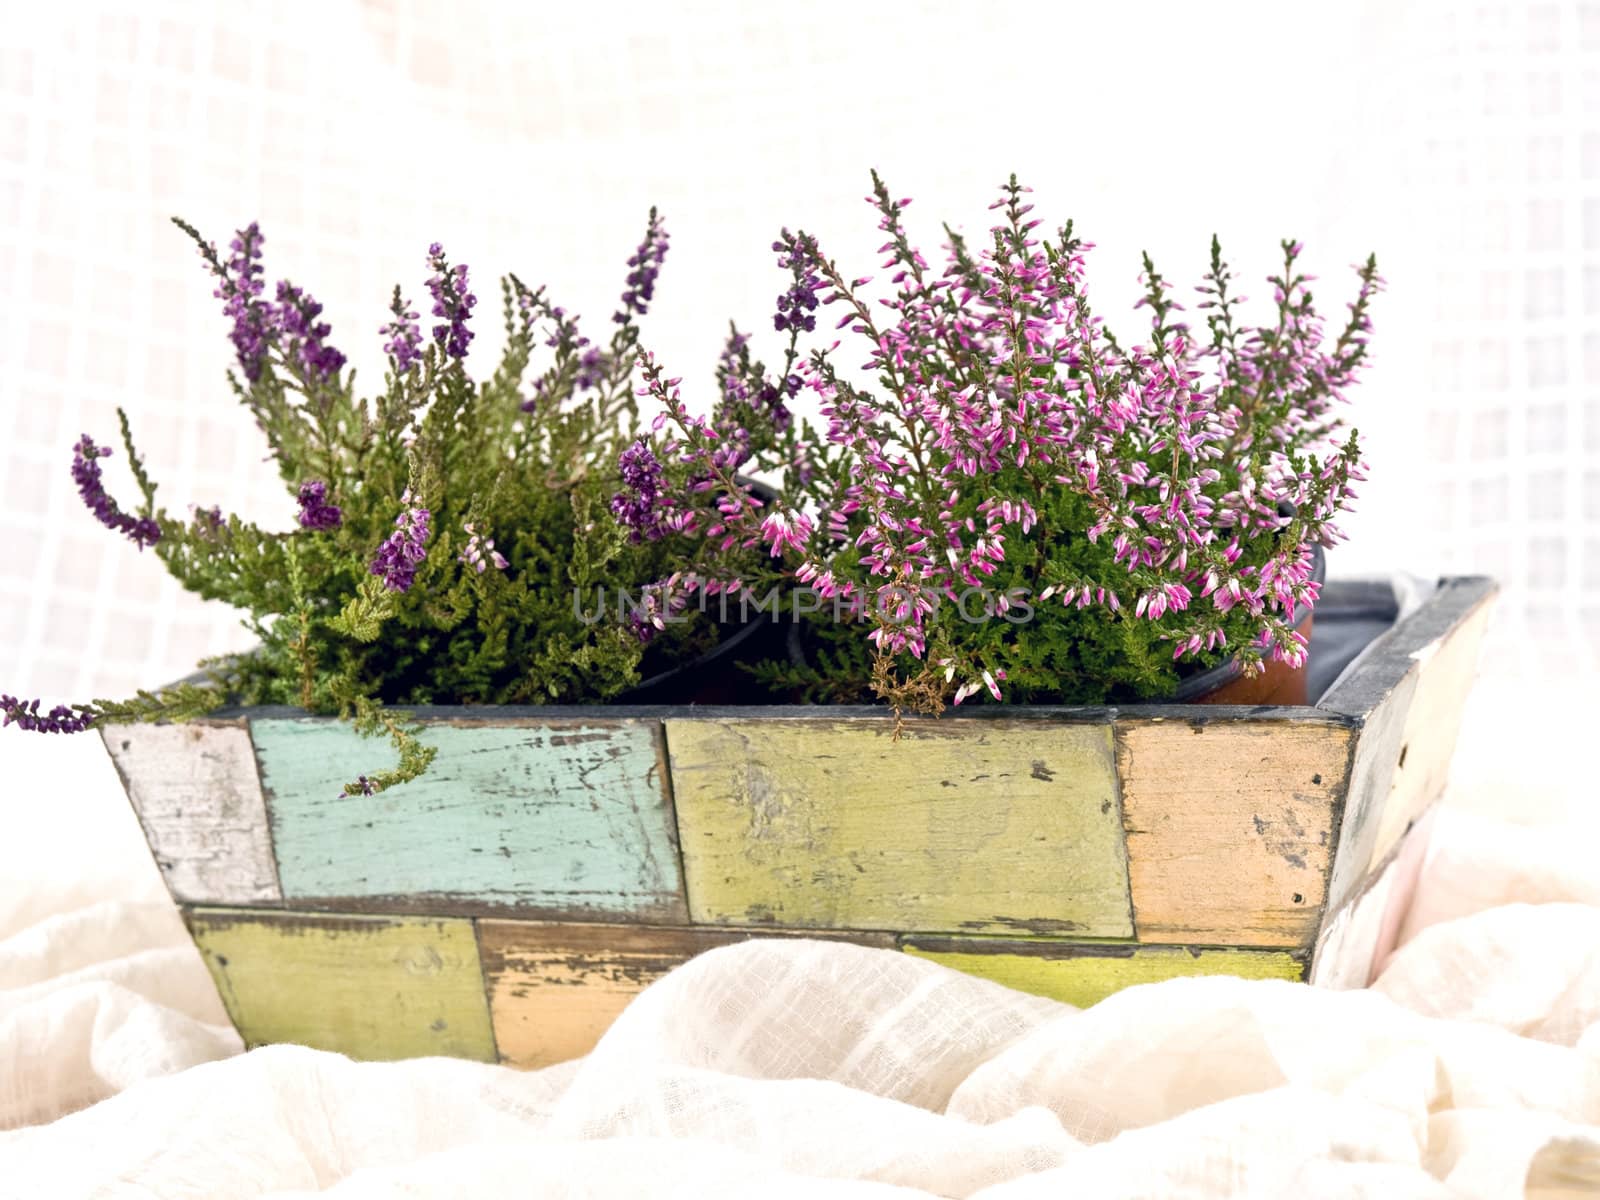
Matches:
[187,907,497,1061]
[667,718,1132,936]
[253,719,685,919]
[902,938,1306,1008]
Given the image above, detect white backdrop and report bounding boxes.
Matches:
[0,0,1594,772]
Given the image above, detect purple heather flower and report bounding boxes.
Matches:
[0,694,94,734]
[610,439,667,543]
[576,346,606,391]
[370,495,431,592]
[72,435,160,549]
[381,288,424,373]
[275,281,346,381]
[425,244,477,360]
[622,578,689,646]
[190,504,225,540]
[296,480,343,531]
[773,229,824,334]
[614,210,670,324]
[214,222,276,382]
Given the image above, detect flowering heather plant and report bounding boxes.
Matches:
[3,210,745,795]
[642,174,1380,711]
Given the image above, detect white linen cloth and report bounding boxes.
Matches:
[1,738,1598,1198]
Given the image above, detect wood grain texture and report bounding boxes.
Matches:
[479,920,895,1068]
[901,936,1306,1008]
[252,718,686,920]
[667,718,1132,936]
[1115,718,1353,946]
[102,721,281,905]
[186,907,496,1061]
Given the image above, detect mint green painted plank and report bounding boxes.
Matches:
[252,718,685,919]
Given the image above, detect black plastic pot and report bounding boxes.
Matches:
[613,478,788,706]
[616,604,788,705]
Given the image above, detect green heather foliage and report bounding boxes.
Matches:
[8,213,742,796]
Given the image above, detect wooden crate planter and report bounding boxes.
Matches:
[103,576,1495,1068]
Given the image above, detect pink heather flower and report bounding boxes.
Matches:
[649,176,1375,704]
[458,522,508,574]
[759,509,812,557]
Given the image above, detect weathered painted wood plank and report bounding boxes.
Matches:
[1115,718,1353,947]
[1317,576,1497,721]
[252,718,686,920]
[1320,671,1418,918]
[186,907,496,1061]
[901,936,1306,1008]
[1319,576,1495,912]
[479,920,895,1068]
[1312,802,1437,988]
[667,718,1132,937]
[102,721,281,905]
[1362,596,1493,870]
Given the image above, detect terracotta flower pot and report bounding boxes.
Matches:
[1174,543,1329,707]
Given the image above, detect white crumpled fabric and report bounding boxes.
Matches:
[1,801,1597,1199]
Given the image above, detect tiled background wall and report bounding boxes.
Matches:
[0,0,1594,706]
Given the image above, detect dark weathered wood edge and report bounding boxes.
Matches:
[183,904,483,934]
[1315,575,1498,720]
[1305,720,1365,952]
[237,890,699,926]
[899,933,1312,966]
[191,702,1358,729]
[183,904,1315,965]
[468,917,504,1063]
[474,919,899,973]
[648,721,693,925]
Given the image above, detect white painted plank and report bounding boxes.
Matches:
[103,722,281,905]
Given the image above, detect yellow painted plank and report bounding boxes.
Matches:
[667,718,1132,937]
[479,921,894,1068]
[186,907,496,1061]
[902,937,1306,1008]
[1115,719,1352,947]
